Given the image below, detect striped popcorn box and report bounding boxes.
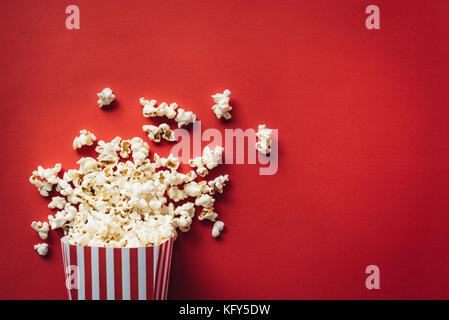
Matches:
[60,236,174,300]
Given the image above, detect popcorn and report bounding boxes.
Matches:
[175,202,195,218]
[183,181,212,197]
[163,170,197,186]
[212,221,224,238]
[120,139,132,158]
[29,164,62,196]
[172,215,192,232]
[208,174,229,194]
[48,196,67,210]
[211,89,232,120]
[77,157,100,175]
[189,146,224,177]
[34,243,49,256]
[171,202,195,232]
[48,209,71,230]
[142,124,177,143]
[130,137,150,165]
[255,124,272,155]
[95,137,122,164]
[31,221,50,240]
[174,108,197,128]
[29,90,234,249]
[154,153,180,171]
[167,186,187,202]
[97,88,116,107]
[198,208,218,222]
[195,194,215,209]
[140,98,178,119]
[140,98,157,117]
[73,130,97,149]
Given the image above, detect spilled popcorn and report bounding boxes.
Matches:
[97,88,116,108]
[31,221,49,240]
[188,146,225,177]
[73,130,97,149]
[212,221,224,238]
[142,124,177,143]
[34,243,49,256]
[140,98,197,128]
[255,124,272,155]
[30,91,231,256]
[29,139,229,254]
[211,89,232,120]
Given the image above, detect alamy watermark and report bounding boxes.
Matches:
[170,121,278,175]
[365,265,380,290]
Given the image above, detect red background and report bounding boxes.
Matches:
[0,0,448,299]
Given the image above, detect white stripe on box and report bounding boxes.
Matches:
[121,248,131,300]
[153,244,159,289]
[106,247,115,300]
[61,239,68,299]
[65,241,72,300]
[91,247,100,300]
[76,246,85,300]
[162,242,167,300]
[137,247,146,300]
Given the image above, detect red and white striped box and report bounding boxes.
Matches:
[60,236,174,300]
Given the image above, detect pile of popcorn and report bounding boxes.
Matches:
[30,88,272,256]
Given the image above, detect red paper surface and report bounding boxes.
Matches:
[0,0,448,299]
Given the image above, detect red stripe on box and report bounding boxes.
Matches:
[84,246,92,300]
[114,248,122,300]
[98,247,107,300]
[164,239,173,299]
[129,248,139,300]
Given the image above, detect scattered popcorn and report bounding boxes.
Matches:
[189,146,224,177]
[255,124,272,155]
[77,157,99,175]
[29,133,229,247]
[73,130,97,149]
[140,98,178,119]
[211,89,232,120]
[195,194,215,209]
[130,137,150,165]
[48,196,67,210]
[120,139,132,158]
[142,124,177,143]
[167,186,187,202]
[96,136,122,164]
[212,221,224,238]
[97,88,116,108]
[34,243,48,256]
[184,181,212,197]
[29,89,237,249]
[48,203,77,230]
[29,164,62,196]
[154,153,180,171]
[208,174,229,194]
[198,208,218,222]
[175,108,197,128]
[31,221,50,240]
